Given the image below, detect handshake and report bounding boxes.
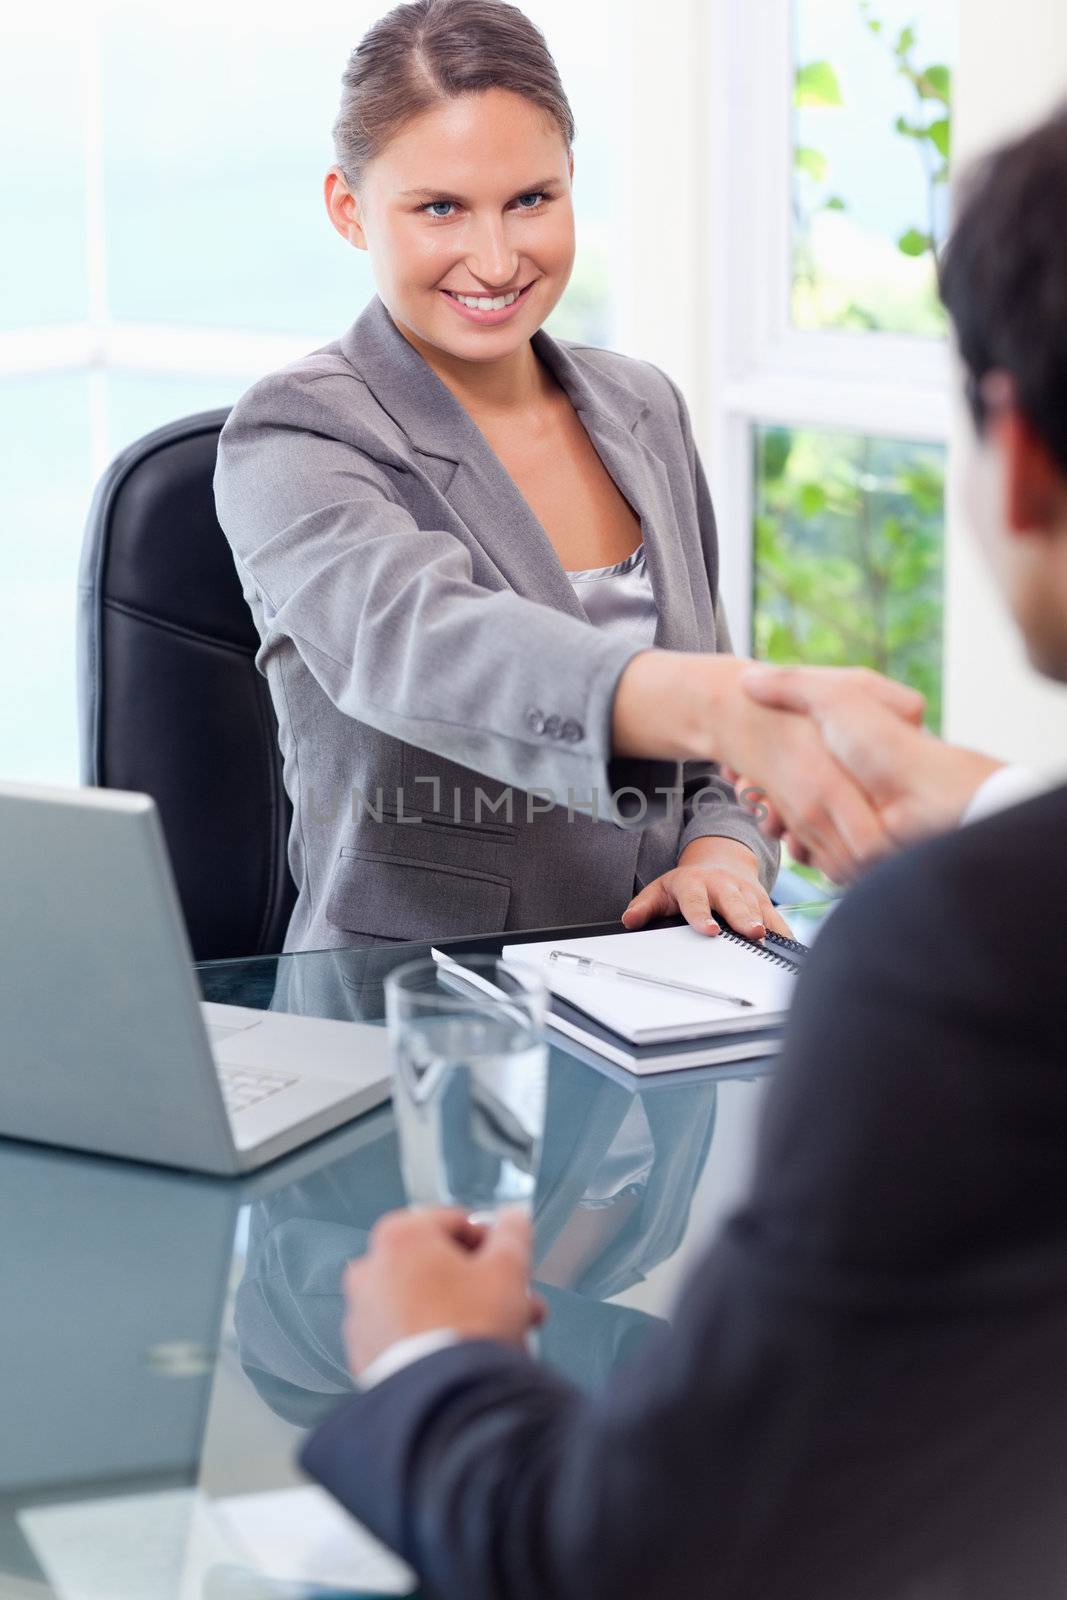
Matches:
[722,662,1001,881]
[613,651,1003,886]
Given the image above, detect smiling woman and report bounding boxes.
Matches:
[325,85,577,370]
[211,0,905,957]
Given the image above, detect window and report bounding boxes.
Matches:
[4,0,631,784]
[793,0,955,336]
[697,0,956,890]
[708,0,956,716]
[754,426,946,729]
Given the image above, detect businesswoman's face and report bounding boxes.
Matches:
[326,88,575,365]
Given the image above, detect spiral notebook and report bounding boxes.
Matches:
[499,924,803,1073]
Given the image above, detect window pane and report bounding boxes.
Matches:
[793,0,957,336]
[753,425,945,730]
[1,376,93,784]
[1,22,89,328]
[100,1,381,338]
[105,372,247,457]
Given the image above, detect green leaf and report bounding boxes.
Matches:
[918,63,951,102]
[895,115,923,139]
[795,60,844,108]
[799,482,828,517]
[824,194,847,211]
[753,514,780,554]
[840,300,881,331]
[760,430,794,482]
[896,24,916,56]
[900,463,946,515]
[765,622,800,661]
[898,227,933,257]
[927,117,951,159]
[795,145,829,181]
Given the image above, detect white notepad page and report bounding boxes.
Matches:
[503,925,797,1044]
[18,1484,415,1600]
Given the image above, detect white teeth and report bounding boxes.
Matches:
[451,288,521,311]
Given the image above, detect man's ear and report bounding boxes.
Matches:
[996,407,1062,536]
[324,167,368,250]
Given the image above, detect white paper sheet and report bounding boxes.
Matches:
[212,1485,415,1595]
[19,1483,415,1600]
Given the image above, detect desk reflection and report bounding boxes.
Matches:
[235,1061,719,1425]
[1,936,756,1600]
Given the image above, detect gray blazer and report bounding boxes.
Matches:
[213,296,776,952]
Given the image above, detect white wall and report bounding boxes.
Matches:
[944,1,1067,769]
[617,0,709,426]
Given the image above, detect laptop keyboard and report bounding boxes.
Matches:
[217,1065,298,1116]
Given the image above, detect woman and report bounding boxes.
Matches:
[214,0,890,955]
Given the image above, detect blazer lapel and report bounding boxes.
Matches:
[567,404,703,654]
[342,299,586,618]
[536,333,704,655]
[341,297,702,649]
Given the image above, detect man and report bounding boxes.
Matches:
[301,110,1067,1598]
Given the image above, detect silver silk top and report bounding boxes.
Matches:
[565,542,658,648]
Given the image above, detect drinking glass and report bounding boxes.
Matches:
[384,955,549,1223]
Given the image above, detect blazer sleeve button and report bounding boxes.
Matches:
[544,714,562,739]
[525,707,546,735]
[561,719,584,743]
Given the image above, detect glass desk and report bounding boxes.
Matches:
[0,918,810,1600]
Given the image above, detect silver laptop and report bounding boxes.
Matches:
[0,781,392,1175]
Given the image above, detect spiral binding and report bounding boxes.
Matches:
[720,927,801,973]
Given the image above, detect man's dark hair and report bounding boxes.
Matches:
[939,105,1067,473]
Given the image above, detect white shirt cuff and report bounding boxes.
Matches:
[356,1328,460,1391]
[961,764,1043,826]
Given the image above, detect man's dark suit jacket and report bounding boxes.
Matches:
[301,784,1067,1600]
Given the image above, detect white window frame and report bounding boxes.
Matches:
[702,0,952,652]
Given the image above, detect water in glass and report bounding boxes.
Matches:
[392,1005,547,1222]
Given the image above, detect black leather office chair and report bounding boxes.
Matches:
[77,410,297,962]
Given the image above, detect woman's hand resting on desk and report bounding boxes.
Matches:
[620,836,793,942]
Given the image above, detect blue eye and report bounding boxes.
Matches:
[424,200,455,218]
[515,191,546,209]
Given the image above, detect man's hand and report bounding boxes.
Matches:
[612,653,929,882]
[342,1207,543,1379]
[740,665,1001,844]
[621,836,793,941]
[708,678,919,883]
